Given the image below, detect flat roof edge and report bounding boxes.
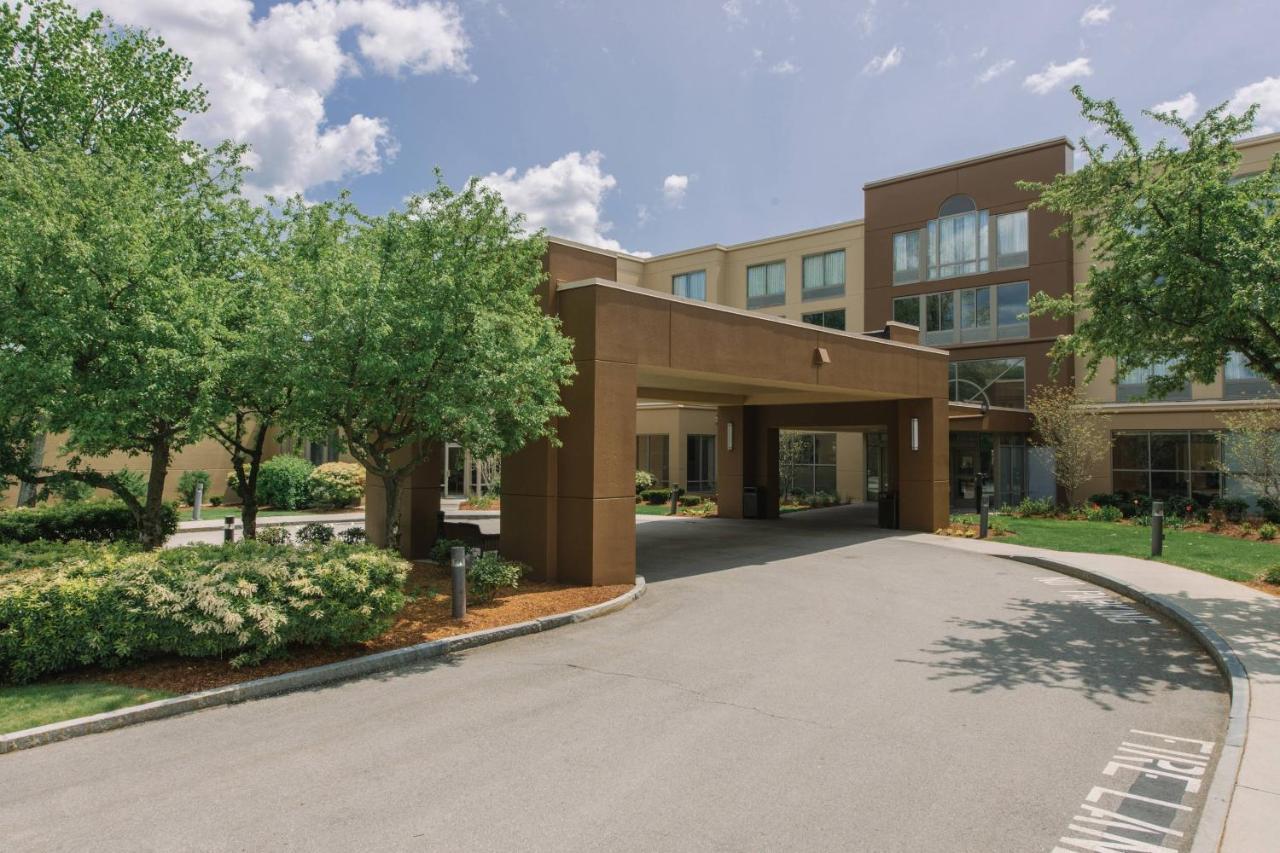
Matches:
[863,136,1074,190]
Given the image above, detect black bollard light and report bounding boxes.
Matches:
[1151,501,1164,557]
[223,515,235,543]
[450,545,467,618]
[979,495,990,539]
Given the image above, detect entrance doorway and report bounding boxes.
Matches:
[949,432,1028,511]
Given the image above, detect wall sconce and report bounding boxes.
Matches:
[910,417,920,451]
[727,421,735,451]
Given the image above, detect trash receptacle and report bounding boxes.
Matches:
[742,486,759,519]
[877,491,899,529]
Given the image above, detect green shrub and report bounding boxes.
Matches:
[339,526,366,545]
[639,488,672,505]
[177,470,212,506]
[0,500,177,545]
[1085,504,1124,523]
[1009,497,1057,518]
[635,470,656,494]
[1259,497,1280,524]
[1264,565,1280,585]
[0,541,138,575]
[1259,523,1277,542]
[1210,497,1249,523]
[429,538,468,565]
[257,455,314,510]
[296,522,335,546]
[678,494,704,507]
[0,542,408,683]
[466,553,524,603]
[256,526,292,546]
[209,495,223,507]
[307,462,365,509]
[46,478,93,503]
[466,493,496,509]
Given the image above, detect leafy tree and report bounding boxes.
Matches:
[0,141,246,548]
[283,179,576,551]
[1027,384,1111,506]
[778,431,809,501]
[1214,409,1280,500]
[1021,87,1280,396]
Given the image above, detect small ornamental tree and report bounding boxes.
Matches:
[1027,384,1111,506]
[284,178,576,550]
[1020,87,1280,396]
[1214,408,1280,500]
[778,431,808,501]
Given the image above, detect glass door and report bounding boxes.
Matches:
[444,443,466,497]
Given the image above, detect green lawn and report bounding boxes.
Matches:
[980,517,1279,583]
[635,503,676,515]
[0,682,175,734]
[179,506,360,522]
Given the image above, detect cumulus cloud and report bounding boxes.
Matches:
[662,174,689,207]
[1079,4,1113,25]
[1229,76,1280,135]
[769,59,800,75]
[77,0,470,198]
[480,151,631,252]
[976,59,1015,84]
[1023,57,1092,95]
[862,45,902,76]
[1150,92,1198,119]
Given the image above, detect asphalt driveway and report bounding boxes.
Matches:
[0,505,1227,852]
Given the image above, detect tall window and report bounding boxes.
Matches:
[1225,352,1276,399]
[673,270,707,300]
[893,295,920,327]
[893,283,1028,345]
[802,250,845,300]
[924,291,955,347]
[636,434,670,486]
[747,261,786,308]
[949,357,1026,409]
[779,432,837,497]
[686,435,716,492]
[996,282,1030,339]
[892,201,1030,285]
[802,309,845,330]
[1112,431,1221,505]
[1117,359,1191,402]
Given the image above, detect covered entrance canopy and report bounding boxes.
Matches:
[368,263,952,587]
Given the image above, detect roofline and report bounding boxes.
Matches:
[863,136,1074,190]
[1235,129,1280,150]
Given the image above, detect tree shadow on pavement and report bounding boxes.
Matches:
[898,597,1226,711]
[1160,591,1280,681]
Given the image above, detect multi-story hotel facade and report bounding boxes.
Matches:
[5,131,1278,513]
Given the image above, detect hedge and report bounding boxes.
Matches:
[639,488,673,505]
[0,541,408,684]
[308,462,365,509]
[257,455,314,510]
[0,500,178,545]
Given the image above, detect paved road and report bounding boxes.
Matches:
[2,506,1227,851]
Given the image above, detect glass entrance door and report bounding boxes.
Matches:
[444,443,466,497]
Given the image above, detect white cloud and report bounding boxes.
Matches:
[769,59,800,75]
[722,0,746,23]
[662,174,689,207]
[1022,57,1092,95]
[1079,4,1113,26]
[856,0,876,36]
[976,59,1015,84]
[971,46,988,61]
[77,0,470,198]
[480,151,629,252]
[1229,76,1280,135]
[636,204,651,227]
[1150,92,1198,119]
[862,45,902,76]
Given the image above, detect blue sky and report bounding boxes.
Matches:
[84,1,1280,256]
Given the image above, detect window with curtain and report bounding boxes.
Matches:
[673,270,706,300]
[930,210,988,279]
[892,205,1029,285]
[802,250,845,299]
[893,231,921,284]
[1117,359,1192,402]
[747,260,786,308]
[996,211,1029,269]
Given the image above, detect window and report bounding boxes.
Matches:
[673,270,706,301]
[996,282,1030,339]
[686,435,716,492]
[305,432,341,466]
[779,432,837,498]
[1116,359,1191,402]
[636,434,670,486]
[802,250,845,299]
[995,211,1028,269]
[893,231,921,284]
[802,309,845,330]
[1225,352,1276,399]
[959,287,992,343]
[1112,431,1221,505]
[893,295,920,327]
[892,204,1030,285]
[924,291,955,346]
[949,357,1026,409]
[747,261,786,308]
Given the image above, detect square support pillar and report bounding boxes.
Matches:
[895,398,950,532]
[501,436,559,581]
[364,443,443,559]
[715,405,744,518]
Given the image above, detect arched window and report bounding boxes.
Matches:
[938,194,977,217]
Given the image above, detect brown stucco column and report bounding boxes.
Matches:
[715,405,744,517]
[500,436,558,581]
[734,407,779,519]
[364,443,443,558]
[895,398,950,532]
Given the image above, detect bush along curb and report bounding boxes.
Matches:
[0,576,646,755]
[1000,555,1247,853]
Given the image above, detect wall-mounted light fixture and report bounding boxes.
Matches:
[910,417,920,451]
[727,421,735,451]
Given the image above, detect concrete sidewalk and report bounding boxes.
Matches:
[913,531,1280,853]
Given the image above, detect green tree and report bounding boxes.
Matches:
[0,141,247,548]
[1021,87,1280,396]
[1027,384,1111,506]
[283,179,576,550]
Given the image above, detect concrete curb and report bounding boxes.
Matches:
[999,555,1246,853]
[0,576,647,756]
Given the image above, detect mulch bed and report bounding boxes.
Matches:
[54,561,630,696]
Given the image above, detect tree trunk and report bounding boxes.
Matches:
[15,432,46,507]
[238,423,271,540]
[381,472,402,553]
[139,435,173,550]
